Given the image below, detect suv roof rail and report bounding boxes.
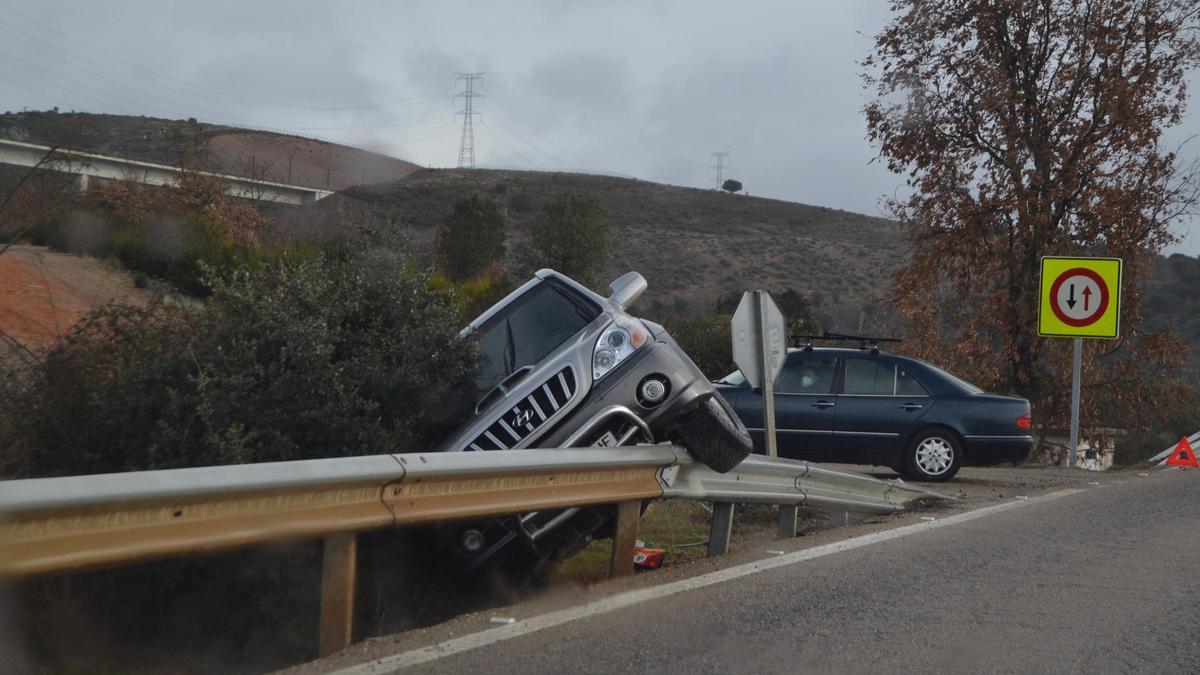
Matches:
[790,332,902,355]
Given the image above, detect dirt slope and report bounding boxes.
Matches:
[205,132,419,190]
[0,245,149,350]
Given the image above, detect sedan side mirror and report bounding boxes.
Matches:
[608,271,647,309]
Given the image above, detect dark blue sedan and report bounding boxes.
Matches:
[715,347,1032,481]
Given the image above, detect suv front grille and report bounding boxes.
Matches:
[468,366,578,451]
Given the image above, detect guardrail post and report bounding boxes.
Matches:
[319,533,357,657]
[609,500,641,577]
[707,502,735,557]
[777,505,798,538]
[826,508,849,528]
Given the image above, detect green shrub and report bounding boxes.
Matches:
[436,192,506,283]
[520,192,610,289]
[1,240,483,673]
[665,313,735,379]
[1,246,477,478]
[22,208,282,297]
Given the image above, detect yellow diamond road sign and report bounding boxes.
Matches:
[1038,256,1122,339]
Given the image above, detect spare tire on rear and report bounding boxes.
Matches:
[671,394,753,473]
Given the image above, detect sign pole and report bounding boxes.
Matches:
[757,291,779,458]
[1039,257,1121,470]
[1068,337,1082,468]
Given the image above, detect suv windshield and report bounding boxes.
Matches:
[472,280,601,397]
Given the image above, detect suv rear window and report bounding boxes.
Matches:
[472,280,600,397]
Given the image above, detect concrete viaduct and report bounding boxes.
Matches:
[0,138,334,206]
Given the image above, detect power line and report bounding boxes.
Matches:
[478,122,542,169]
[0,49,136,115]
[709,150,732,189]
[0,21,454,130]
[454,72,483,169]
[0,70,99,113]
[0,2,448,112]
[479,111,566,165]
[489,108,590,165]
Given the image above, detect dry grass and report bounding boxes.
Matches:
[332,168,909,330]
[552,501,826,584]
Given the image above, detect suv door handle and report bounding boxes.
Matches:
[811,400,835,409]
[900,403,924,411]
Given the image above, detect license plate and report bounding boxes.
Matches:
[591,431,619,448]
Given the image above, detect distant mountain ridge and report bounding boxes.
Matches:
[0,110,420,190]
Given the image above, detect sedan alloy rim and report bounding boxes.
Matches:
[915,437,954,475]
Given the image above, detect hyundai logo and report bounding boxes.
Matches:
[511,407,533,429]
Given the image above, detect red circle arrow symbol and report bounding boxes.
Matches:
[1049,267,1110,327]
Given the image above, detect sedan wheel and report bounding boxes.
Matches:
[903,430,962,482]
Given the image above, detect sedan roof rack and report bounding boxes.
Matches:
[789,332,902,354]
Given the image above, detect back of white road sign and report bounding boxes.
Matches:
[731,291,786,388]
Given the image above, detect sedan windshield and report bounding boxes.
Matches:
[471,280,600,397]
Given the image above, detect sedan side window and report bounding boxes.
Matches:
[775,355,837,394]
[843,358,895,395]
[896,368,929,396]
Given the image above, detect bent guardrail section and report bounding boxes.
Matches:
[658,450,946,512]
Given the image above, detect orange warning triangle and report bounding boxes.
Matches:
[1165,437,1199,468]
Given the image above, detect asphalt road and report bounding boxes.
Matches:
[335,470,1200,674]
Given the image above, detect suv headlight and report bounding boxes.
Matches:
[593,315,649,380]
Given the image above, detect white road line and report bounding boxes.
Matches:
[329,489,1082,674]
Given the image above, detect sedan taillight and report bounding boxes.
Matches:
[1016,414,1032,430]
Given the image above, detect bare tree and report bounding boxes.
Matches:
[236,154,280,203]
[0,146,74,256]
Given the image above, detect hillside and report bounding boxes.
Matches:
[1143,253,1200,380]
[2,112,1194,363]
[330,169,908,329]
[0,110,421,190]
[0,111,907,328]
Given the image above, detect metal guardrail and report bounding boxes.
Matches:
[0,445,946,656]
[0,446,672,579]
[1148,430,1200,465]
[660,451,944,512]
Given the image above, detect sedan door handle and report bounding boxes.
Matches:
[900,403,924,411]
[811,400,836,409]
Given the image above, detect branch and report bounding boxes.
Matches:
[0,145,65,257]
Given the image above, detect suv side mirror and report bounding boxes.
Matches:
[608,272,647,309]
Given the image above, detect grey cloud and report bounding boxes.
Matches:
[0,0,1195,253]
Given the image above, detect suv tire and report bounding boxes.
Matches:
[671,395,753,473]
[902,428,962,482]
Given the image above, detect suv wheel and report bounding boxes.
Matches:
[671,395,753,473]
[903,429,962,482]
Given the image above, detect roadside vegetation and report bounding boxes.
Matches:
[864,0,1200,458]
[0,154,632,672]
[0,246,478,478]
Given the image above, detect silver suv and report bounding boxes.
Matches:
[435,269,751,575]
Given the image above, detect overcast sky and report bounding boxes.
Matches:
[1,0,1196,255]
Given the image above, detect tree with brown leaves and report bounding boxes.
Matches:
[88,162,269,248]
[864,0,1200,454]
